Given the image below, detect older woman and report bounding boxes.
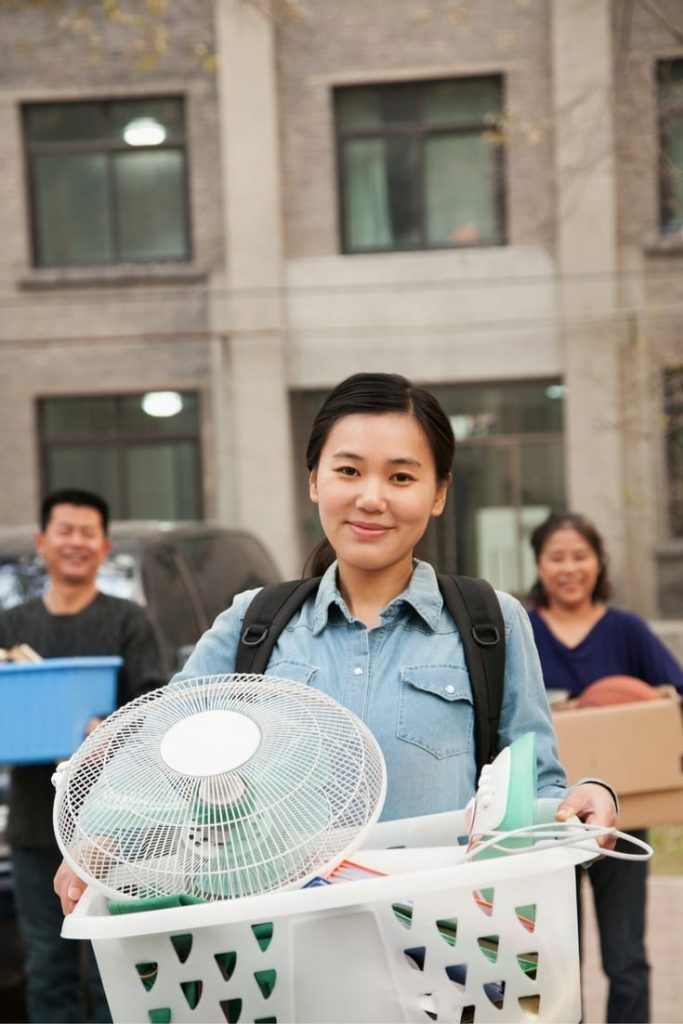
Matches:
[528,510,683,1024]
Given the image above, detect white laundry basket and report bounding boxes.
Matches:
[62,804,592,1024]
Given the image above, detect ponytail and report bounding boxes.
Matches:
[303,538,335,578]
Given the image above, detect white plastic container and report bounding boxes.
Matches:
[63,804,593,1024]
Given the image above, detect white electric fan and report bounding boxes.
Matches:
[52,674,387,902]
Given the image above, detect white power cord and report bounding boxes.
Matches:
[466,820,654,862]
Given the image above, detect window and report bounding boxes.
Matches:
[39,392,202,520]
[334,77,505,253]
[664,368,683,535]
[658,61,683,237]
[290,380,565,596]
[23,98,190,266]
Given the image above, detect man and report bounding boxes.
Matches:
[0,489,166,1023]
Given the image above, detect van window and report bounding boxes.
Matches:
[0,555,46,609]
[0,552,143,612]
[173,532,280,626]
[140,543,204,674]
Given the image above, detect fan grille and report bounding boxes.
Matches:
[53,674,387,901]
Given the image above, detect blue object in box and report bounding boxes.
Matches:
[0,656,121,764]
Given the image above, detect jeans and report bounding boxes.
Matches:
[11,846,111,1024]
[578,828,650,1024]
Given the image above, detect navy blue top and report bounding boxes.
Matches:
[528,607,683,698]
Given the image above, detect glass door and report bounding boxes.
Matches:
[439,434,564,595]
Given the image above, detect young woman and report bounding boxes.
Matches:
[527,510,683,1024]
[56,374,616,913]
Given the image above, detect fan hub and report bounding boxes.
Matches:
[159,709,261,777]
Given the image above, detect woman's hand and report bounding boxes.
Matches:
[54,835,117,913]
[54,858,88,915]
[555,782,618,849]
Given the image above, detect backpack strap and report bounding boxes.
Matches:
[234,578,321,675]
[438,574,506,775]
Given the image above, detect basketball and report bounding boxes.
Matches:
[576,675,660,708]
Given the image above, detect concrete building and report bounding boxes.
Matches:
[1,0,682,625]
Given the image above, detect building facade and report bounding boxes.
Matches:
[1,0,682,620]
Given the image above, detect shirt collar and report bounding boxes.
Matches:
[312,559,443,634]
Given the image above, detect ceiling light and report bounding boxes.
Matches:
[141,392,183,418]
[123,117,167,147]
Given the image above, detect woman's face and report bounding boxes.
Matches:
[309,412,449,578]
[536,526,601,610]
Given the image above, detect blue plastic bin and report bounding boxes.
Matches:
[0,657,121,764]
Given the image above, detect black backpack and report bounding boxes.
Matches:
[235,574,505,777]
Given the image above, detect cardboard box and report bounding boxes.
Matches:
[551,686,683,829]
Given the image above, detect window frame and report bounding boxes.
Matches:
[334,75,507,255]
[664,367,683,537]
[37,391,204,520]
[657,60,683,236]
[22,96,192,268]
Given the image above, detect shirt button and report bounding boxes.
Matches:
[445,684,455,694]
[353,667,363,676]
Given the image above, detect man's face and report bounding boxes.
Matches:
[35,503,111,588]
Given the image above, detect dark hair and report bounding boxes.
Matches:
[304,372,455,576]
[528,511,612,607]
[41,489,110,534]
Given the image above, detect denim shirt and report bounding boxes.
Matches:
[174,560,567,821]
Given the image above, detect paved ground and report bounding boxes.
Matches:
[581,875,683,1024]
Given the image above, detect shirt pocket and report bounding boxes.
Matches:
[265,659,318,686]
[397,665,474,759]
